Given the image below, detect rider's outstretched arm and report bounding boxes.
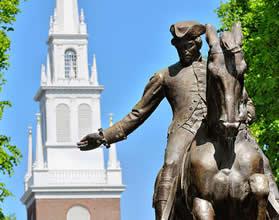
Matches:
[102,72,165,144]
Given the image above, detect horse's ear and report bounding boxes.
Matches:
[232,22,243,46]
[205,24,219,48]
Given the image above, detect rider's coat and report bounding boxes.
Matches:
[103,60,207,149]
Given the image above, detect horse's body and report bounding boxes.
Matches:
[187,126,266,219]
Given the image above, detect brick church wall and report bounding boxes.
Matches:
[28,198,120,220]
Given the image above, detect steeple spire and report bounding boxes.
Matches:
[52,0,81,34]
[79,8,87,33]
[35,113,44,169]
[24,126,33,191]
[49,16,54,35]
[90,54,99,85]
[109,113,114,127]
[27,126,33,177]
[80,8,85,24]
[41,64,47,85]
[107,114,120,169]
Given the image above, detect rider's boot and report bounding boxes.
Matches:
[155,200,167,220]
[153,165,175,220]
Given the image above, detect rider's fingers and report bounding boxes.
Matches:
[77,140,88,146]
[79,146,92,151]
[78,145,90,150]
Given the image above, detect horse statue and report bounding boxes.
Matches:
[165,23,278,220]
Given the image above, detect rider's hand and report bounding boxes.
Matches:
[77,132,104,151]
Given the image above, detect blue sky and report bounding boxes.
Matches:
[1,0,221,219]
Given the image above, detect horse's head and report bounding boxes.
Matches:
[206,23,248,138]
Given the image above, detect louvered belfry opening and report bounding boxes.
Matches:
[56,103,71,142]
[78,104,92,139]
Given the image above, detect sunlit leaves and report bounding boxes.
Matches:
[0,0,22,218]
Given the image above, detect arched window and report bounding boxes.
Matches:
[67,206,90,220]
[65,49,77,78]
[78,104,92,139]
[56,104,71,142]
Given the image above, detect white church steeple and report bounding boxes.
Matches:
[22,1,125,219]
[44,0,93,84]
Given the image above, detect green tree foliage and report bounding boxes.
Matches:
[0,0,22,219]
[216,0,279,183]
[4,214,16,220]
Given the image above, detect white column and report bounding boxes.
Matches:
[27,126,33,176]
[35,113,44,169]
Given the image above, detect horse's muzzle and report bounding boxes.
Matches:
[217,121,240,138]
[222,121,240,129]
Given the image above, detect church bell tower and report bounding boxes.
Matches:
[21,1,125,219]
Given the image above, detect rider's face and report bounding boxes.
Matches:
[174,39,199,66]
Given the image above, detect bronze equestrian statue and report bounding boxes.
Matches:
[166,23,277,220]
[77,21,279,219]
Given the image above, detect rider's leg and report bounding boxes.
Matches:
[192,198,215,220]
[249,173,269,220]
[153,128,195,220]
[154,164,175,220]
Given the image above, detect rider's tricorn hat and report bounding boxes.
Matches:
[170,21,206,40]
